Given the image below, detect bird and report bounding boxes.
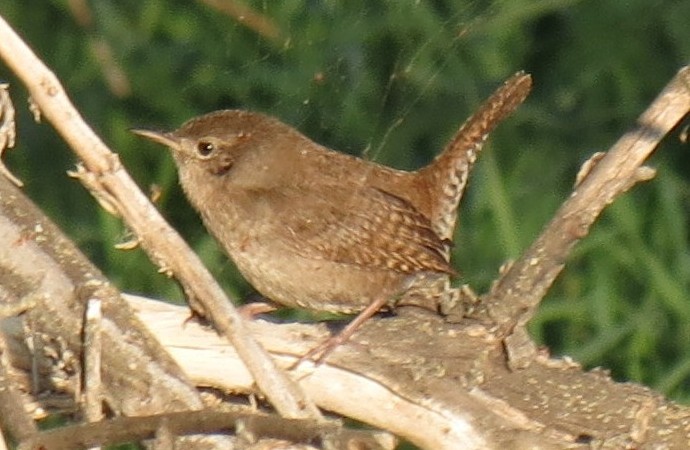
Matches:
[133,72,531,361]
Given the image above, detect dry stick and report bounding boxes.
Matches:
[18,410,343,450]
[64,0,131,97]
[198,0,281,42]
[84,298,103,450]
[482,66,690,333]
[0,82,23,186]
[0,14,320,420]
[0,330,39,443]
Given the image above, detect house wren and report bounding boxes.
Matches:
[133,73,531,354]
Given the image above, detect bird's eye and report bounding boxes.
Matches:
[196,141,214,157]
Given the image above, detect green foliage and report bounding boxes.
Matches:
[2,0,690,401]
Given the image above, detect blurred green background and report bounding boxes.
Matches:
[2,0,690,402]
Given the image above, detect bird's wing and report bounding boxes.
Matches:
[264,184,454,275]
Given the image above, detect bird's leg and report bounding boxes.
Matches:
[238,302,278,319]
[293,294,389,368]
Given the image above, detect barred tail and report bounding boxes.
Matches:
[419,72,532,243]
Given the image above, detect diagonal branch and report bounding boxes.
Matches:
[479,66,690,333]
[0,13,319,420]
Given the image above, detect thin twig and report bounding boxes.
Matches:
[480,66,690,333]
[17,410,348,450]
[0,82,23,186]
[0,330,38,442]
[198,0,281,42]
[65,0,131,97]
[0,13,320,420]
[84,298,103,450]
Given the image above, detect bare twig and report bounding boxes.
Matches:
[83,299,103,431]
[0,83,23,186]
[0,330,38,442]
[198,0,281,42]
[88,38,131,98]
[0,13,319,420]
[65,0,131,97]
[479,66,690,333]
[66,0,93,27]
[17,409,387,450]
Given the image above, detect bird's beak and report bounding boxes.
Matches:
[131,129,180,149]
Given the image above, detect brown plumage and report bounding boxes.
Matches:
[133,72,531,317]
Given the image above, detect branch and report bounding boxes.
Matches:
[0,330,37,442]
[478,66,690,331]
[0,13,318,420]
[0,82,22,186]
[17,410,390,450]
[0,174,240,448]
[89,294,690,450]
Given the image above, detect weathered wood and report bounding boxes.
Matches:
[0,175,229,449]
